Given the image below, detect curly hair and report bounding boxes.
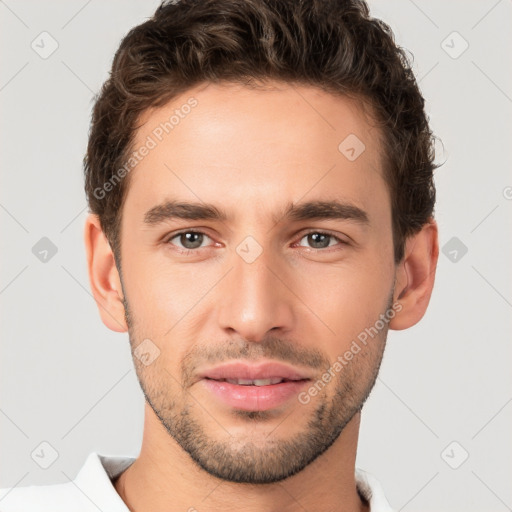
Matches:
[84,0,437,265]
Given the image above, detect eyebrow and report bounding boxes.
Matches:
[143,199,370,227]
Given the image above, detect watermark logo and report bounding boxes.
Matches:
[32,237,58,263]
[31,31,59,59]
[236,236,263,264]
[134,338,161,366]
[441,441,469,469]
[31,441,59,469]
[338,134,366,161]
[441,31,469,60]
[442,236,468,263]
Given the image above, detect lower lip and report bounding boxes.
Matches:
[201,379,310,411]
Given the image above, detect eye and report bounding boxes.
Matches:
[295,231,346,250]
[165,230,213,251]
[163,229,347,254]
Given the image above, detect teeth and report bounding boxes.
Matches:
[225,378,285,386]
[227,378,254,385]
[255,378,284,386]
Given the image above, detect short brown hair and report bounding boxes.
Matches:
[84,0,437,265]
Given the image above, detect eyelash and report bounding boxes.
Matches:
[164,229,347,254]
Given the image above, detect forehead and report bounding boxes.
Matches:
[124,81,388,223]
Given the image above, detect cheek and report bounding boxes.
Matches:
[122,253,222,333]
[148,266,196,304]
[121,255,174,327]
[292,257,393,345]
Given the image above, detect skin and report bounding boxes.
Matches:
[85,81,438,512]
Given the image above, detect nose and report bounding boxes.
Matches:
[217,243,295,342]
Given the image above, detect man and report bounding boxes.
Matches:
[0,0,438,510]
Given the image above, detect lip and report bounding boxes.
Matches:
[200,378,310,411]
[197,361,313,411]
[198,361,314,381]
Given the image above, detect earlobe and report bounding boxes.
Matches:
[389,219,439,331]
[84,214,128,333]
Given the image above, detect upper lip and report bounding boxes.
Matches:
[198,361,314,382]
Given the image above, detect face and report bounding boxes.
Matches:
[117,81,397,484]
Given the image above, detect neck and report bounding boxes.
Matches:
[114,404,369,512]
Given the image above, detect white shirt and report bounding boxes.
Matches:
[0,452,395,511]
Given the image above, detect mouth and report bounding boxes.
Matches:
[198,360,314,382]
[203,377,308,386]
[197,361,313,411]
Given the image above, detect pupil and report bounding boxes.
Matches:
[181,232,203,249]
[309,233,330,248]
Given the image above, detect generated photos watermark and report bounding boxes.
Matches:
[93,97,198,200]
[298,300,403,405]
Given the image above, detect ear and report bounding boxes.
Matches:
[389,218,439,330]
[84,213,128,333]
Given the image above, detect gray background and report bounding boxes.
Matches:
[1,1,511,510]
